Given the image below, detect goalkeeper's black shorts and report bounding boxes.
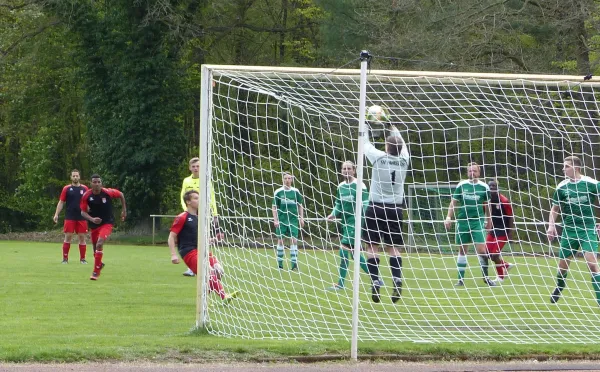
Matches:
[361,202,404,246]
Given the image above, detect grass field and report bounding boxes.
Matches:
[2,240,600,363]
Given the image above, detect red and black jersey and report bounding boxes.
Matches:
[80,188,123,229]
[59,184,88,220]
[170,211,198,258]
[490,193,513,237]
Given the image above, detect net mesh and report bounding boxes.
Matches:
[202,66,600,342]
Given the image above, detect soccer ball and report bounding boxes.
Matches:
[366,105,389,123]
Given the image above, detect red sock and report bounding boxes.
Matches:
[497,260,507,279]
[79,244,86,260]
[94,251,104,272]
[62,242,70,260]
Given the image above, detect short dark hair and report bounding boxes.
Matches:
[488,179,498,189]
[71,169,80,175]
[565,156,582,169]
[386,136,403,156]
[91,174,101,180]
[183,190,199,204]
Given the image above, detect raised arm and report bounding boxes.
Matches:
[361,125,385,164]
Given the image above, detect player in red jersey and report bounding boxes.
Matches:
[53,169,89,264]
[486,179,516,282]
[168,190,238,302]
[80,174,127,280]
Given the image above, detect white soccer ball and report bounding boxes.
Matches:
[366,105,389,123]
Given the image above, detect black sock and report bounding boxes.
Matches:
[390,256,402,282]
[367,257,380,283]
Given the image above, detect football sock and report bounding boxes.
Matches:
[496,259,507,279]
[390,256,402,282]
[478,254,489,278]
[367,257,380,283]
[290,245,298,268]
[338,249,350,287]
[359,253,369,274]
[276,245,284,268]
[457,254,467,280]
[592,273,600,306]
[94,251,104,272]
[79,244,86,260]
[62,242,70,260]
[556,270,568,291]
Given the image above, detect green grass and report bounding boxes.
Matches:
[2,241,600,362]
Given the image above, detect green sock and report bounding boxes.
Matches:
[557,270,568,290]
[276,245,284,268]
[457,254,467,280]
[592,273,600,306]
[338,249,350,287]
[478,254,489,278]
[359,254,369,274]
[290,245,298,268]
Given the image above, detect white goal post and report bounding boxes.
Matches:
[197,56,600,352]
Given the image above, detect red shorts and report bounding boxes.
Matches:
[91,224,113,244]
[486,234,508,254]
[64,220,88,234]
[182,249,198,275]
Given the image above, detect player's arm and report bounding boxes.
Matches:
[444,199,458,230]
[53,187,67,223]
[547,204,560,241]
[484,201,492,230]
[389,125,410,163]
[79,191,101,224]
[361,125,385,164]
[209,182,218,216]
[180,178,187,211]
[53,201,65,223]
[118,192,127,221]
[272,197,279,228]
[298,202,304,228]
[504,199,515,240]
[167,232,179,264]
[328,189,341,220]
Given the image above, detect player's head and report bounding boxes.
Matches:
[341,161,355,181]
[466,162,480,180]
[563,156,582,179]
[189,157,200,177]
[90,174,102,192]
[488,179,499,200]
[183,190,199,209]
[283,172,294,187]
[70,169,81,184]
[385,135,403,156]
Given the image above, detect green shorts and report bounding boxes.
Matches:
[559,227,599,259]
[276,222,299,239]
[455,220,486,245]
[340,223,356,246]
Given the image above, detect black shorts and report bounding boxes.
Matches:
[361,202,404,246]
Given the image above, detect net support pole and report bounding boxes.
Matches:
[196,65,212,329]
[350,51,370,361]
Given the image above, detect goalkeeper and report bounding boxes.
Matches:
[168,190,238,302]
[547,156,600,306]
[326,161,370,290]
[444,162,494,287]
[361,120,410,304]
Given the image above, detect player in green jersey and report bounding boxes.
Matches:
[547,156,600,306]
[272,172,305,271]
[445,162,495,287]
[326,161,370,290]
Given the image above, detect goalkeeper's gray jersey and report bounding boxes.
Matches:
[363,127,410,204]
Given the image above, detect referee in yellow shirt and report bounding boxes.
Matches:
[181,157,222,276]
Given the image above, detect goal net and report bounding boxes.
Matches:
[198,62,600,344]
